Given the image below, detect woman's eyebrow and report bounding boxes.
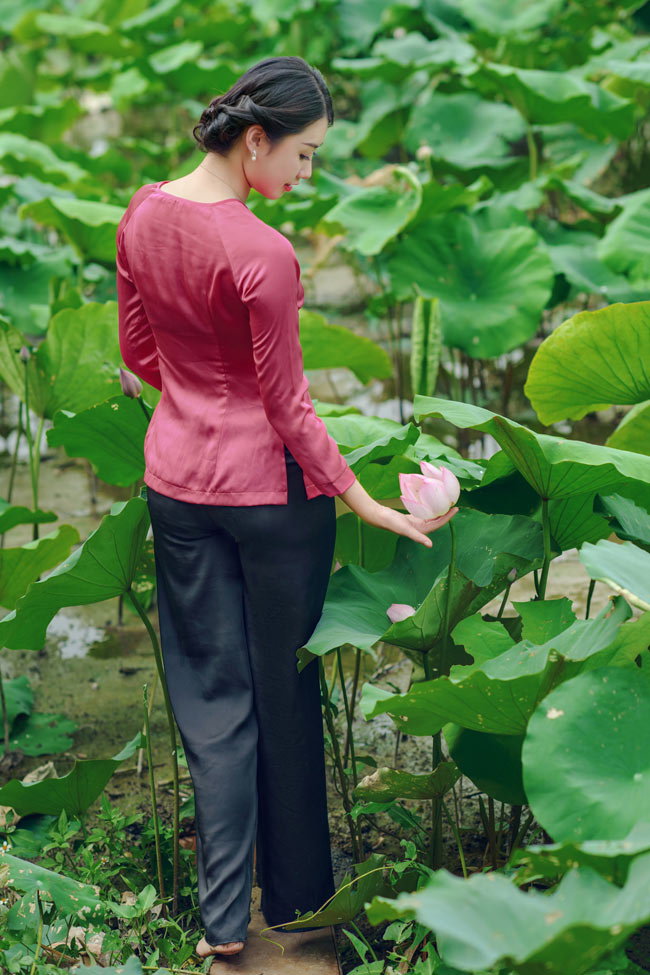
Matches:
[302,142,322,148]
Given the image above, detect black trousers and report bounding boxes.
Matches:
[145,450,337,943]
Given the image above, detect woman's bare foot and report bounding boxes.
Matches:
[196,935,245,957]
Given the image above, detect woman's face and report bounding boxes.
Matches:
[245,115,328,199]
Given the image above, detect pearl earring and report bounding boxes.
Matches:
[251,149,257,161]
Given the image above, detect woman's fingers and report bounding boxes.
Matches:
[421,507,459,531]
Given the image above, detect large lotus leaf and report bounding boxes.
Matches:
[0,731,142,817]
[580,538,650,612]
[510,821,650,887]
[0,133,87,185]
[547,492,611,551]
[299,309,392,381]
[16,12,128,56]
[366,852,650,975]
[19,196,125,263]
[0,497,149,650]
[4,852,103,921]
[0,524,80,609]
[450,613,514,674]
[524,666,650,842]
[596,493,650,549]
[47,396,148,487]
[465,62,636,140]
[596,188,650,279]
[414,396,650,499]
[305,508,544,660]
[541,175,623,218]
[278,852,417,930]
[353,762,460,801]
[524,300,650,424]
[0,501,57,534]
[372,31,475,71]
[10,710,77,756]
[334,512,399,573]
[386,214,554,358]
[607,400,650,455]
[0,304,122,418]
[4,674,33,727]
[408,175,493,232]
[360,597,631,737]
[0,247,75,335]
[335,422,421,476]
[320,166,422,256]
[443,723,526,804]
[458,0,564,34]
[403,92,526,170]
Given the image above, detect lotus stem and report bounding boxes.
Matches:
[5,400,23,509]
[318,656,361,861]
[344,647,362,766]
[337,646,358,785]
[538,498,552,600]
[585,579,596,619]
[525,120,537,182]
[126,586,179,914]
[441,798,467,878]
[21,360,38,539]
[143,683,166,909]
[441,520,457,674]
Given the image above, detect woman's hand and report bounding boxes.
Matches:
[338,477,458,547]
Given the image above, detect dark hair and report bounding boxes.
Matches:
[192,56,333,155]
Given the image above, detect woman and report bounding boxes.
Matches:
[115,55,456,961]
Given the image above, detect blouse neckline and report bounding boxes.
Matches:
[152,180,247,207]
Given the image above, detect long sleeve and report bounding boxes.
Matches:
[116,227,163,391]
[237,238,356,497]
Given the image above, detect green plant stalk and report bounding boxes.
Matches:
[138,397,151,423]
[318,656,361,862]
[29,889,44,975]
[336,647,357,786]
[441,798,467,878]
[349,918,378,963]
[478,795,497,868]
[508,804,522,855]
[585,578,596,619]
[525,120,537,182]
[537,498,552,600]
[344,647,362,766]
[143,683,166,907]
[421,648,444,870]
[5,399,23,509]
[441,519,457,673]
[126,586,179,914]
[22,361,39,539]
[512,809,535,852]
[496,582,512,619]
[488,796,497,869]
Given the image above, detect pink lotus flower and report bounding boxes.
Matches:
[387,603,416,623]
[120,367,143,399]
[398,462,460,519]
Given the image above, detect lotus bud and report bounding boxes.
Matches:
[416,145,433,160]
[398,463,460,519]
[19,345,31,362]
[507,568,517,584]
[387,603,416,623]
[393,26,406,38]
[333,560,342,572]
[120,367,143,399]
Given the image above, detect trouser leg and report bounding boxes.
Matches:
[146,488,256,944]
[225,459,337,926]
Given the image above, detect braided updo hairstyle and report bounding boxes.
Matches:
[193,56,334,156]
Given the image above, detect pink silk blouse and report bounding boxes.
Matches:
[115,180,356,505]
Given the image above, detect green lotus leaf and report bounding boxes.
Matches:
[300,309,392,382]
[523,666,650,842]
[607,401,650,455]
[0,133,87,185]
[9,710,77,757]
[458,0,564,34]
[0,303,122,418]
[510,820,650,887]
[366,851,650,974]
[414,396,650,499]
[306,508,544,662]
[0,248,75,335]
[0,497,149,650]
[403,91,526,171]
[4,851,104,920]
[596,188,650,279]
[525,300,650,424]
[47,395,148,487]
[353,762,460,801]
[16,12,128,56]
[360,597,631,737]
[596,493,650,549]
[0,731,142,817]
[0,524,80,609]
[387,214,554,358]
[580,538,650,612]
[3,674,33,728]
[0,501,57,535]
[19,196,125,263]
[443,724,526,805]
[466,61,635,139]
[320,165,422,255]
